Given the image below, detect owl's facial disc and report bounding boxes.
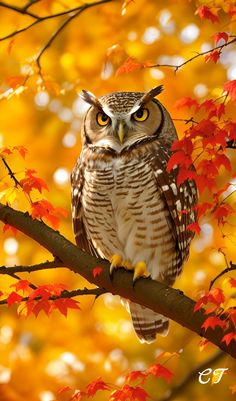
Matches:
[82,93,164,152]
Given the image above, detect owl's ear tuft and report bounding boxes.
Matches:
[80,90,102,109]
[140,85,164,105]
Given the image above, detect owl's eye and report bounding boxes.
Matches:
[96,112,111,126]
[132,108,149,122]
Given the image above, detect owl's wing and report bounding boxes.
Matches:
[151,146,198,264]
[71,157,100,258]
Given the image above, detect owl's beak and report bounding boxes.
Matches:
[118,122,125,144]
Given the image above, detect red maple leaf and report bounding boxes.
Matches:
[201,316,226,331]
[86,377,111,397]
[7,292,23,306]
[52,298,80,317]
[217,103,226,119]
[13,145,28,159]
[214,154,231,171]
[31,200,67,229]
[71,390,86,400]
[187,222,201,235]
[174,96,199,110]
[20,169,48,194]
[221,332,236,346]
[195,5,220,23]
[116,57,147,76]
[224,80,236,102]
[125,370,147,384]
[229,278,236,288]
[167,151,192,172]
[213,32,228,45]
[146,363,173,384]
[213,204,234,221]
[171,137,193,154]
[92,266,103,278]
[10,280,31,295]
[195,202,212,218]
[57,386,72,395]
[110,385,149,401]
[0,147,13,157]
[205,50,220,63]
[3,224,18,236]
[32,299,51,317]
[194,288,225,312]
[177,169,197,186]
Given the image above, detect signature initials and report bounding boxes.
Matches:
[198,368,228,384]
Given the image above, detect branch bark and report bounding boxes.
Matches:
[0,203,235,359]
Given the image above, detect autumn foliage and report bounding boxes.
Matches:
[0,0,236,401]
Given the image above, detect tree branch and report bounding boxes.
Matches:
[157,350,224,401]
[0,203,235,358]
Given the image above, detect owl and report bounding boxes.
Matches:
[71,85,197,343]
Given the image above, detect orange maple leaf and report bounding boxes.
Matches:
[195,5,220,23]
[116,57,148,76]
[146,363,173,384]
[86,377,111,397]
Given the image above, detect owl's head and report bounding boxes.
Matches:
[80,85,176,153]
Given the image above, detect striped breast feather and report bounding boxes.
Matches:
[151,146,198,262]
[71,156,100,258]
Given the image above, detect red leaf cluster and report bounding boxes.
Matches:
[20,169,48,194]
[224,80,236,102]
[195,6,220,23]
[61,361,174,401]
[201,316,226,331]
[194,288,236,346]
[213,32,228,45]
[110,385,149,401]
[116,57,149,76]
[205,50,220,63]
[7,281,80,317]
[194,287,225,313]
[31,200,67,229]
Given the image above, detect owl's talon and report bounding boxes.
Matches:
[133,261,150,284]
[110,254,123,277]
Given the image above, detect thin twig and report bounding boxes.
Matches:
[157,351,225,401]
[147,37,236,72]
[209,262,236,290]
[0,258,64,275]
[172,117,198,125]
[1,157,21,187]
[0,286,106,305]
[0,0,114,42]
[0,1,39,19]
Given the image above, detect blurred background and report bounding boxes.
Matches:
[0,0,236,400]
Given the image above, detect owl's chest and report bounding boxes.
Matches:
[84,157,154,205]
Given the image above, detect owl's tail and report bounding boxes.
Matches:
[129,302,169,344]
